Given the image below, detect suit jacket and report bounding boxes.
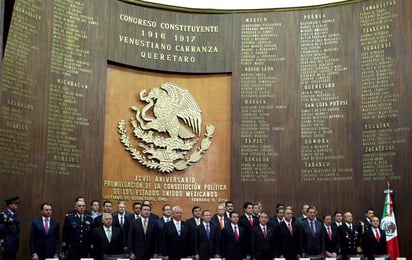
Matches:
[162,220,193,260]
[29,218,60,259]
[269,216,283,229]
[112,212,131,230]
[211,214,230,230]
[92,225,124,260]
[300,218,325,255]
[251,225,276,260]
[238,214,258,255]
[194,222,220,260]
[122,213,139,247]
[128,217,158,260]
[361,227,387,258]
[220,224,248,260]
[274,221,302,260]
[322,224,339,254]
[186,217,202,233]
[338,223,360,257]
[238,214,259,230]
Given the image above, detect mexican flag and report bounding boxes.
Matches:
[380,186,400,259]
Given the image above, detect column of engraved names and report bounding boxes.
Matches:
[0,0,41,174]
[300,13,352,181]
[360,1,406,181]
[240,17,283,182]
[46,0,97,175]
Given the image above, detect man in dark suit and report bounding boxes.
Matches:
[93,200,113,228]
[238,202,258,256]
[156,204,172,257]
[186,206,202,233]
[322,214,339,258]
[358,208,374,249]
[269,206,285,229]
[220,211,248,260]
[128,204,159,260]
[338,212,361,260]
[211,203,230,230]
[362,217,386,260]
[29,203,60,260]
[92,213,124,260]
[162,205,193,260]
[142,200,159,220]
[123,201,142,249]
[274,208,302,260]
[251,212,276,260]
[332,211,343,228]
[112,201,131,231]
[300,206,325,256]
[62,200,94,259]
[295,204,309,224]
[0,196,20,260]
[194,210,220,260]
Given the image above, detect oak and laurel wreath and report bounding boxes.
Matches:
[118,118,215,173]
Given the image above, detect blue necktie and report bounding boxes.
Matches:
[310,220,316,234]
[206,224,210,239]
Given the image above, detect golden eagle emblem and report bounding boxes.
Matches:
[118,82,215,173]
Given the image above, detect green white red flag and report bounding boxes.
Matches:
[380,184,400,259]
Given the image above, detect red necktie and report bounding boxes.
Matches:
[288,223,293,235]
[234,225,239,240]
[248,216,253,227]
[327,226,332,240]
[263,226,267,239]
[44,218,49,234]
[375,228,380,242]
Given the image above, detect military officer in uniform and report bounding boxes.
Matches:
[338,212,361,260]
[0,196,20,260]
[62,200,93,259]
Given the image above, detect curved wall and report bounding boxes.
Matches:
[0,0,411,257]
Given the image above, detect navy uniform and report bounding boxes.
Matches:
[0,197,20,260]
[62,213,93,259]
[338,223,360,260]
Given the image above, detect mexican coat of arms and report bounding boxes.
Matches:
[118,82,215,173]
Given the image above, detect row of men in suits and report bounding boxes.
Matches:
[24,196,387,260]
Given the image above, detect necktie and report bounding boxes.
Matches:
[263,226,267,239]
[375,228,380,242]
[349,224,352,231]
[143,219,148,234]
[310,220,316,234]
[234,225,239,241]
[219,217,224,229]
[288,223,293,235]
[248,216,253,227]
[327,226,332,240]
[106,228,111,242]
[176,221,181,236]
[196,218,200,226]
[44,218,49,234]
[206,224,210,239]
[120,216,124,227]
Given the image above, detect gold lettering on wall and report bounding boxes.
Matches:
[108,1,232,73]
[46,0,97,175]
[299,12,352,182]
[360,0,406,181]
[239,16,285,182]
[0,0,41,175]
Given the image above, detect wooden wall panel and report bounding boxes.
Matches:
[103,65,231,217]
[0,0,411,257]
